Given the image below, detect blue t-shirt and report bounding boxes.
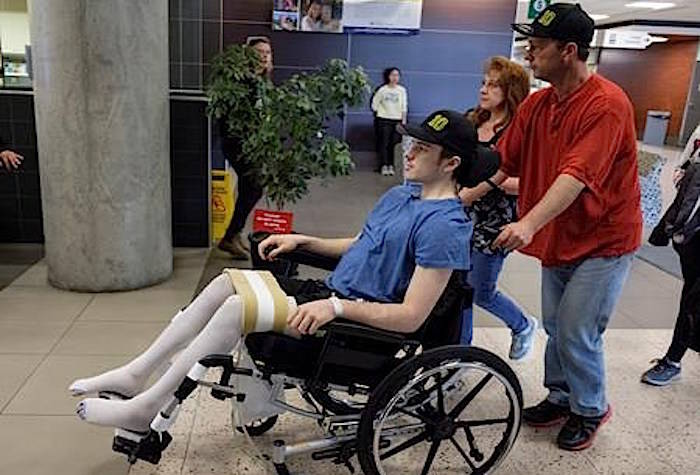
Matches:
[327,183,472,303]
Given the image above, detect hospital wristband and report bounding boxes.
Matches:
[329,296,344,318]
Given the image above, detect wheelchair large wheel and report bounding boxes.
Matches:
[357,346,522,475]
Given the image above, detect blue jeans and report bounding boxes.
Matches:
[542,254,633,417]
[460,250,528,345]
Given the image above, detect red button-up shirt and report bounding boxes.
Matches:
[498,74,642,267]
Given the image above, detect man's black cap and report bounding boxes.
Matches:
[512,3,594,47]
[397,110,500,187]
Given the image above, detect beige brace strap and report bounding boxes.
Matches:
[223,269,289,334]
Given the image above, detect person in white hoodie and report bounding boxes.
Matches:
[371,67,408,176]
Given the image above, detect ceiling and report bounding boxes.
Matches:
[515,0,700,27]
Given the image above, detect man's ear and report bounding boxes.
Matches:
[562,42,579,63]
[444,155,461,173]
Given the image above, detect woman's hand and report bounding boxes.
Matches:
[287,299,335,335]
[258,234,304,261]
[459,187,482,206]
[672,168,685,188]
[0,150,24,170]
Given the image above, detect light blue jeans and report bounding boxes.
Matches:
[460,250,528,345]
[542,253,634,417]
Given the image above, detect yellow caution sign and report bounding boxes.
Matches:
[211,168,237,242]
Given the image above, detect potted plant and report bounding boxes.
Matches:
[206,45,370,268]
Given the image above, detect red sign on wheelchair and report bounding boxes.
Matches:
[253,209,294,234]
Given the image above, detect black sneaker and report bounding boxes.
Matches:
[523,399,570,427]
[557,405,612,451]
[641,358,681,386]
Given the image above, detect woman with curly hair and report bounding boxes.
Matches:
[459,56,537,359]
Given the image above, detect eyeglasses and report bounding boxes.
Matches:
[524,42,547,55]
[481,79,502,90]
[525,40,574,55]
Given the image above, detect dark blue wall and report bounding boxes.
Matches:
[0,94,42,242]
[169,0,517,153]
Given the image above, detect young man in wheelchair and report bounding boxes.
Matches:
[69,110,499,439]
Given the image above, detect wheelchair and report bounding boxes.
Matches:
[111,232,523,474]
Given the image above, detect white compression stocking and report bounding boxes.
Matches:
[69,274,235,398]
[77,294,247,432]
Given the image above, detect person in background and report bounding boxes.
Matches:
[459,56,537,359]
[641,122,700,386]
[217,37,273,260]
[320,4,341,32]
[0,134,23,171]
[468,4,642,450]
[301,0,323,31]
[371,67,408,176]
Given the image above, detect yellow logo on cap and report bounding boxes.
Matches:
[539,10,556,26]
[427,114,449,131]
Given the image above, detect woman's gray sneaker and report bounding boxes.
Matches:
[509,315,538,360]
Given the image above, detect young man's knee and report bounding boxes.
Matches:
[210,295,244,330]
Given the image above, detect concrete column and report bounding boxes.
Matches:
[30,0,172,291]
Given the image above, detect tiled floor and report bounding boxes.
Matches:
[1,169,698,474]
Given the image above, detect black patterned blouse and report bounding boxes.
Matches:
[467,127,518,256]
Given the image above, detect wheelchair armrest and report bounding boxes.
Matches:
[277,248,340,271]
[249,231,340,271]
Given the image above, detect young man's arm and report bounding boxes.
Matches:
[287,265,453,335]
[259,233,357,260]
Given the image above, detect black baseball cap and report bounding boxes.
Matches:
[512,3,594,47]
[397,110,500,187]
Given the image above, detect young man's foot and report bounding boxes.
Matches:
[557,405,612,451]
[641,357,681,386]
[523,399,570,427]
[509,315,538,360]
[69,366,146,398]
[217,233,250,260]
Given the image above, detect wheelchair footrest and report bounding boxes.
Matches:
[112,429,172,465]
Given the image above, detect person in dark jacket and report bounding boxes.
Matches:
[0,134,23,171]
[217,37,273,260]
[642,160,700,386]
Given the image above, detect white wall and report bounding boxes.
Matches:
[0,11,30,54]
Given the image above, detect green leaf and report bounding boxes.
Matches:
[206,50,369,209]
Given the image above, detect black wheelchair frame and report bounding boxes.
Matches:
[112,232,524,474]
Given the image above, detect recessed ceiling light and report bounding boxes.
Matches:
[624,2,676,10]
[590,14,610,21]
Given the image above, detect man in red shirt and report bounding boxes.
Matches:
[467,3,642,451]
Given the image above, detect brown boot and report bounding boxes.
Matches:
[217,233,250,260]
